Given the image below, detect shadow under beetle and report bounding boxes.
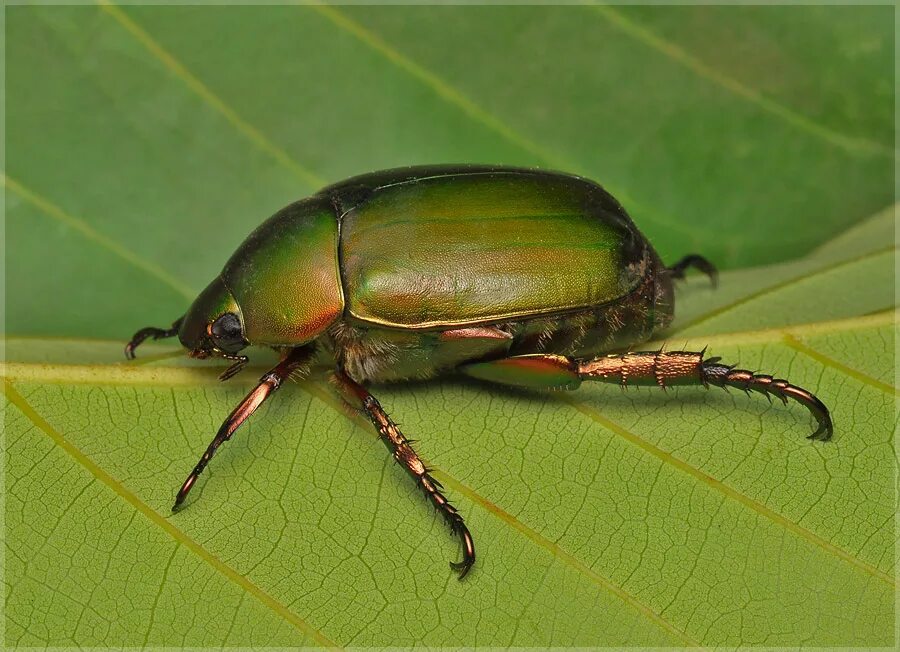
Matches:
[126,165,832,579]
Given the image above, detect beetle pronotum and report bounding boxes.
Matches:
[127,165,832,579]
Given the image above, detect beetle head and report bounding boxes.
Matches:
[179,277,249,359]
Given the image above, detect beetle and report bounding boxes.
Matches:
[126,165,832,579]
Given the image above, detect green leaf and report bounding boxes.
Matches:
[4,4,895,647]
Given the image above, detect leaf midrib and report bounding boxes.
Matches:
[4,310,894,379]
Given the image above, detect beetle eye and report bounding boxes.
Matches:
[209,312,245,352]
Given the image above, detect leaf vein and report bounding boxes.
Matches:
[678,245,896,332]
[589,3,895,158]
[3,173,195,301]
[309,2,698,240]
[96,0,324,190]
[299,380,700,647]
[555,392,895,588]
[783,333,898,396]
[142,542,178,648]
[2,379,340,650]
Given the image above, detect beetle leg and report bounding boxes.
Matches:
[667,254,718,288]
[333,369,476,580]
[460,351,832,441]
[579,351,832,439]
[460,354,582,390]
[172,345,315,511]
[125,316,184,359]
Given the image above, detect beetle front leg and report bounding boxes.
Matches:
[125,316,184,359]
[333,369,476,580]
[172,345,315,510]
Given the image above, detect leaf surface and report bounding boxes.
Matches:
[4,4,895,647]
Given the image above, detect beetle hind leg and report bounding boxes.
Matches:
[333,369,476,580]
[667,254,718,288]
[698,360,832,440]
[459,351,832,441]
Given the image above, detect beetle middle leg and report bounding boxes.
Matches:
[459,351,832,440]
[333,369,476,580]
[172,345,316,511]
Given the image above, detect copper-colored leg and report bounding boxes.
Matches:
[578,350,832,440]
[172,346,315,510]
[463,350,832,441]
[334,370,476,579]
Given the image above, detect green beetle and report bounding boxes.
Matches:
[126,165,832,579]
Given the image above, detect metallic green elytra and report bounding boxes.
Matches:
[336,170,644,328]
[127,165,833,580]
